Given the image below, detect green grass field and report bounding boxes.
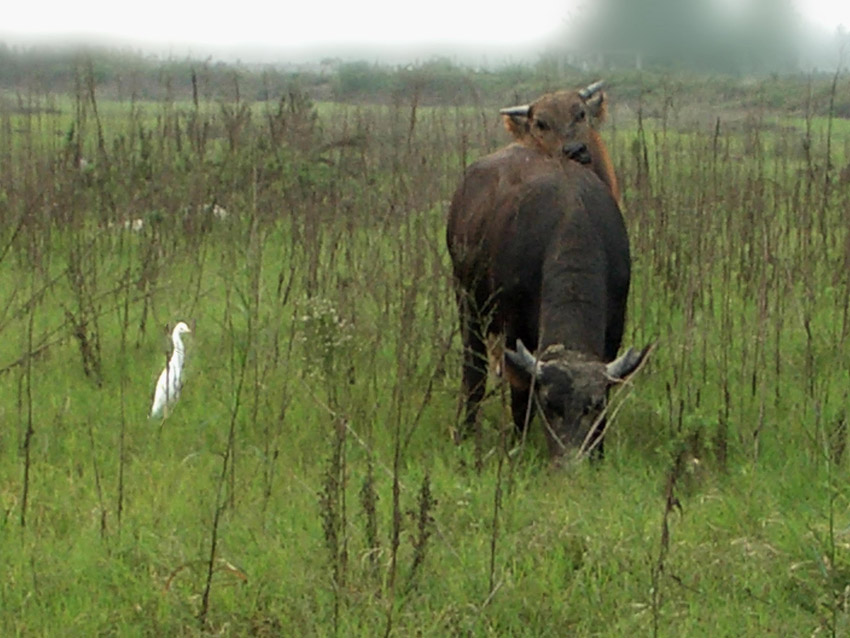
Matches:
[1,77,850,636]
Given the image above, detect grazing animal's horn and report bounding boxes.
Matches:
[605,344,653,381]
[505,339,540,378]
[499,104,531,117]
[578,80,605,100]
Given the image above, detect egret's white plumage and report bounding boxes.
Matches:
[150,321,191,419]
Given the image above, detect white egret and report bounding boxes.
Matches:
[150,321,191,419]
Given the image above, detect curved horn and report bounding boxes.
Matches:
[505,339,540,378]
[499,104,531,117]
[605,344,653,381]
[578,80,605,100]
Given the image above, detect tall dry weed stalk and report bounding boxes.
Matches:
[116,268,131,535]
[19,276,36,531]
[405,472,435,593]
[320,416,349,635]
[199,300,252,629]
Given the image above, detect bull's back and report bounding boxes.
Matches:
[448,146,624,282]
[497,166,628,348]
[447,145,563,284]
[448,149,630,359]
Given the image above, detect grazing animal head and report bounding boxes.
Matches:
[506,340,651,457]
[500,80,619,201]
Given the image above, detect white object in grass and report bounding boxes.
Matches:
[150,322,191,418]
[124,218,144,232]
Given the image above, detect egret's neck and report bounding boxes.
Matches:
[172,335,186,358]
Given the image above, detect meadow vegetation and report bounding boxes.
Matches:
[1,62,850,635]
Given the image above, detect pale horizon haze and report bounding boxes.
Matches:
[1,0,849,64]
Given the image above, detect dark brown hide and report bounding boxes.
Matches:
[447,141,647,459]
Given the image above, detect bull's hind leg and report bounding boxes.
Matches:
[510,386,534,436]
[589,405,607,459]
[591,421,605,458]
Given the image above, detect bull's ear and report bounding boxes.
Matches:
[605,343,654,383]
[505,339,540,379]
[500,104,531,139]
[585,91,607,123]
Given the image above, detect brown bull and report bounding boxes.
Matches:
[499,79,620,202]
[447,81,650,460]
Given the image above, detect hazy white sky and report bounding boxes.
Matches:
[2,0,848,57]
[3,0,572,47]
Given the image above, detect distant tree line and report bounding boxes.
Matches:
[0,45,553,106]
[0,43,318,102]
[0,42,847,117]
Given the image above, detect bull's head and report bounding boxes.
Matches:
[505,339,652,459]
[501,80,607,166]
